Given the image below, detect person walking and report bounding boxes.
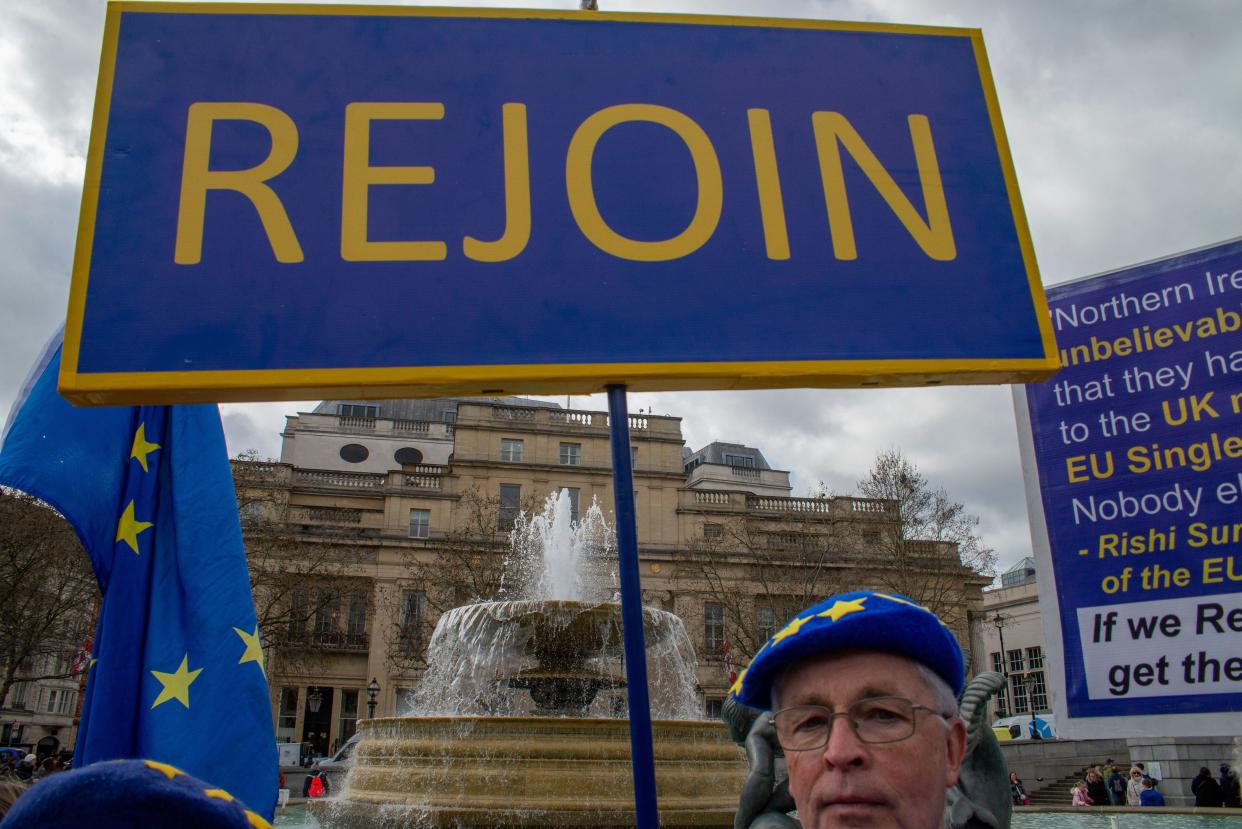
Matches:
[1126,767,1145,806]
[1072,780,1093,807]
[1009,771,1029,806]
[1086,769,1109,806]
[1139,778,1165,806]
[1192,767,1224,807]
[1107,763,1127,805]
[1221,764,1242,808]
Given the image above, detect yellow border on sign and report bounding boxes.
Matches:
[61,2,1060,406]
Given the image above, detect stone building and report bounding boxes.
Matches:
[969,557,1051,725]
[234,398,988,757]
[0,655,83,759]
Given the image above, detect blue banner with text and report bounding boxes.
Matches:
[63,6,1055,403]
[1026,238,1242,719]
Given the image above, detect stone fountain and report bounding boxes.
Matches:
[314,491,746,828]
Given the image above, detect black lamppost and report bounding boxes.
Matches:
[366,678,380,719]
[307,687,323,714]
[992,612,1010,717]
[1027,685,1041,739]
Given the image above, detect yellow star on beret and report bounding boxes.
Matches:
[815,596,867,622]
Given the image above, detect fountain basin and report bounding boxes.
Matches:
[313,715,747,828]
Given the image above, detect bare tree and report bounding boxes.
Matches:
[845,448,996,630]
[383,487,539,674]
[0,491,98,706]
[677,509,847,662]
[231,454,371,679]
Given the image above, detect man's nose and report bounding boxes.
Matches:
[820,715,869,768]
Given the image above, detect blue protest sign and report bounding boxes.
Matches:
[1018,237,1242,737]
[62,5,1056,404]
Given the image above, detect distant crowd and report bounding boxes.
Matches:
[0,750,74,818]
[1010,758,1241,809]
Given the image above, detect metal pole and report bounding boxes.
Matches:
[994,613,1009,717]
[606,384,660,829]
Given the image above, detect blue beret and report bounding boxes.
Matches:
[731,590,964,710]
[1,759,270,829]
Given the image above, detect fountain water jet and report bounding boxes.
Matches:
[315,490,745,828]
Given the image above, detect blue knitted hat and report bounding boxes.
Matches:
[1,759,270,829]
[731,590,964,710]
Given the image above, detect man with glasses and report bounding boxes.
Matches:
[731,590,968,829]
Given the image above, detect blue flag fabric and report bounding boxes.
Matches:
[0,340,277,819]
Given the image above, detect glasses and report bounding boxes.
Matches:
[770,696,948,750]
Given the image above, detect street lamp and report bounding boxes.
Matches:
[992,612,1010,717]
[1027,685,1041,739]
[366,678,380,719]
[307,687,323,714]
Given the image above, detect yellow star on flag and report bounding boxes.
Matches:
[816,596,868,622]
[150,654,202,710]
[116,500,153,554]
[233,625,265,676]
[772,615,811,645]
[130,422,161,473]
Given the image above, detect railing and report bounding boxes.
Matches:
[338,415,376,430]
[307,507,361,524]
[693,490,731,505]
[747,495,832,513]
[629,415,648,430]
[287,631,369,651]
[548,410,595,426]
[850,498,892,514]
[294,469,384,489]
[730,466,760,480]
[403,473,441,490]
[492,406,537,420]
[393,419,431,433]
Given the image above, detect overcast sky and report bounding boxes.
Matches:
[3,0,1241,580]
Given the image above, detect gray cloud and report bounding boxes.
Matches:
[3,0,1241,582]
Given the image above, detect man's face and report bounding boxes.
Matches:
[775,650,966,829]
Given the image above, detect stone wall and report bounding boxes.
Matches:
[999,738,1132,794]
[1126,736,1241,808]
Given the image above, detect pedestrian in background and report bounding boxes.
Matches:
[1086,769,1109,806]
[1071,780,1093,807]
[1193,767,1223,807]
[1220,765,1241,808]
[1126,767,1144,806]
[1107,763,1127,805]
[1139,778,1165,806]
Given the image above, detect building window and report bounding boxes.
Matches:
[1026,646,1044,669]
[631,445,639,468]
[560,487,580,523]
[501,439,524,462]
[990,652,1009,715]
[1010,674,1028,714]
[339,404,378,418]
[277,687,299,739]
[395,688,417,716]
[723,453,755,468]
[1007,649,1024,673]
[339,690,359,744]
[288,589,309,643]
[409,509,430,539]
[339,443,369,463]
[314,589,341,640]
[400,590,426,655]
[756,605,777,641]
[559,442,581,466]
[442,410,456,424]
[706,699,724,720]
[394,447,424,466]
[703,523,723,539]
[499,484,521,530]
[1028,671,1048,711]
[347,591,368,645]
[10,681,27,710]
[58,691,74,715]
[45,689,58,713]
[704,602,725,655]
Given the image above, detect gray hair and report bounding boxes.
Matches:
[913,662,959,716]
[771,653,959,715]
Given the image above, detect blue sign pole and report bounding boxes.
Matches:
[607,384,660,829]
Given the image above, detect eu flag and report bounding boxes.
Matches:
[0,334,278,819]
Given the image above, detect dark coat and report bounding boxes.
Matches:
[1193,774,1224,808]
[1086,778,1110,806]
